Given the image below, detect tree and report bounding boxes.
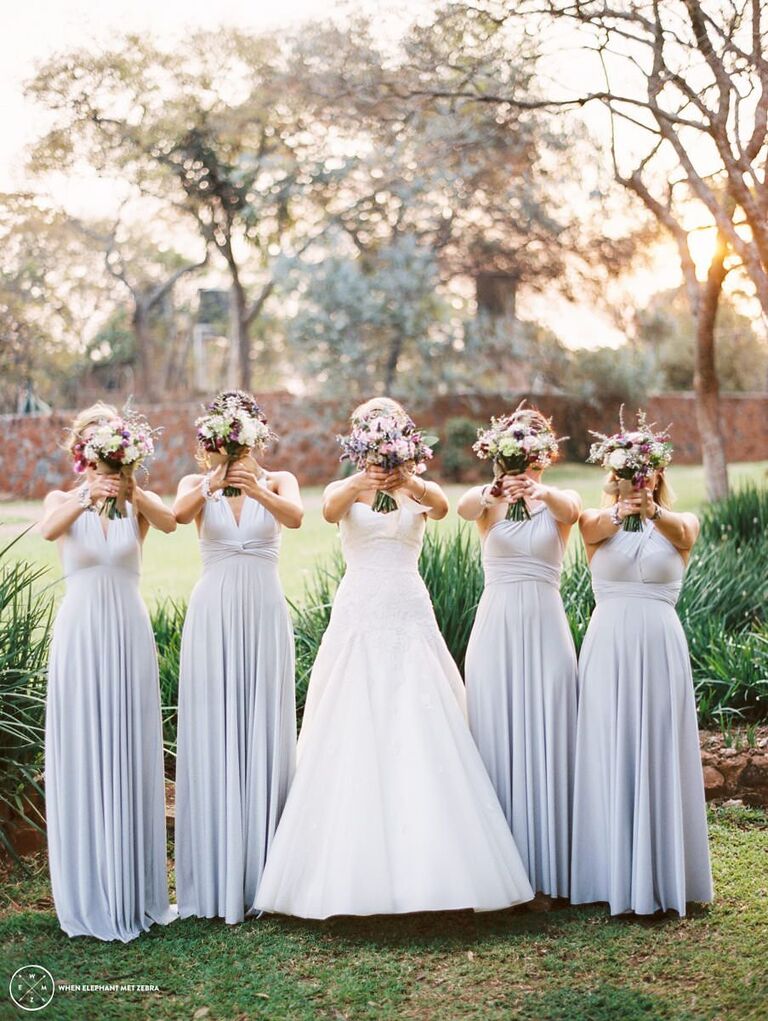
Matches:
[27,31,347,390]
[401,1,768,497]
[287,235,456,396]
[637,286,768,392]
[0,194,105,412]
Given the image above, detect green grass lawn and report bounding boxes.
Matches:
[1,806,766,1020]
[3,461,767,606]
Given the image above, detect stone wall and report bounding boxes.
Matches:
[1,391,766,499]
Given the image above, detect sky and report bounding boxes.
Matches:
[0,0,741,350]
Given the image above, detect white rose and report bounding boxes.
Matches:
[609,449,628,469]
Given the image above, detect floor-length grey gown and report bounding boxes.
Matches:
[571,522,713,915]
[45,502,174,942]
[174,484,296,924]
[465,506,577,898]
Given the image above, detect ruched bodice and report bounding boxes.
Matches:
[340,499,426,573]
[590,523,684,606]
[482,505,564,588]
[60,502,141,581]
[199,486,280,570]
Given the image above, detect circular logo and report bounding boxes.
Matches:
[9,966,55,1012]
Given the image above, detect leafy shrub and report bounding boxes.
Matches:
[698,482,768,546]
[0,535,53,859]
[439,417,482,481]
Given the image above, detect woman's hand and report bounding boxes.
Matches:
[89,474,121,504]
[360,465,402,493]
[224,464,264,499]
[616,490,650,520]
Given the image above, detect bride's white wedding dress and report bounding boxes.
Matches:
[254,497,534,919]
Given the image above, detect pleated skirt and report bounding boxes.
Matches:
[571,598,713,915]
[45,571,174,942]
[465,579,577,897]
[174,559,296,924]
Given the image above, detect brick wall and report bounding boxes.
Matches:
[1,391,766,499]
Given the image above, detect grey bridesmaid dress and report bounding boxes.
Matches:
[45,502,174,941]
[174,483,296,924]
[571,522,713,915]
[465,506,577,897]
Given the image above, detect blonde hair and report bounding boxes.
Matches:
[351,397,410,424]
[64,402,119,458]
[602,470,676,509]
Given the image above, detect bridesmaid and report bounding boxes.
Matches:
[41,402,176,941]
[172,391,301,924]
[459,408,580,902]
[571,462,713,915]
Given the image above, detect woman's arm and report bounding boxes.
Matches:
[322,470,380,524]
[172,464,227,525]
[225,467,304,529]
[39,476,120,541]
[131,486,177,536]
[397,472,450,520]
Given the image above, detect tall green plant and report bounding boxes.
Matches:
[0,534,53,859]
[151,597,186,767]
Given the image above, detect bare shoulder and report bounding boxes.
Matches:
[269,469,299,485]
[579,507,602,529]
[177,473,203,492]
[43,489,70,508]
[562,487,583,507]
[323,478,347,498]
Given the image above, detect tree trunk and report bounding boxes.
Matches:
[694,237,729,502]
[132,303,156,402]
[227,278,250,390]
[384,334,404,393]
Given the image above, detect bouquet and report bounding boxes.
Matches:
[73,412,157,518]
[473,408,562,521]
[338,413,435,513]
[195,391,275,497]
[587,408,673,531]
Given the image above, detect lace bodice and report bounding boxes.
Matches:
[339,499,428,573]
[590,523,685,605]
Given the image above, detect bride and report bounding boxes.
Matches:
[254,398,534,919]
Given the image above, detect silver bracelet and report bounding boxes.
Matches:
[651,504,662,521]
[610,504,622,527]
[413,477,427,504]
[479,485,493,509]
[77,482,93,510]
[200,471,221,501]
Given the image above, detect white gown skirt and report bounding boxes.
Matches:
[255,566,534,919]
[571,598,713,915]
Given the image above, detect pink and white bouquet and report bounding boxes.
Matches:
[338,413,435,513]
[196,391,275,497]
[73,412,157,518]
[587,408,673,531]
[473,409,562,521]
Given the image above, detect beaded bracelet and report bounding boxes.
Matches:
[201,471,221,501]
[77,482,94,510]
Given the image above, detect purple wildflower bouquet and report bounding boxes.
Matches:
[196,391,275,497]
[588,408,673,531]
[473,410,562,521]
[73,411,158,518]
[338,413,435,513]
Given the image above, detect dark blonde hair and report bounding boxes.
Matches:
[351,396,410,425]
[64,402,119,469]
